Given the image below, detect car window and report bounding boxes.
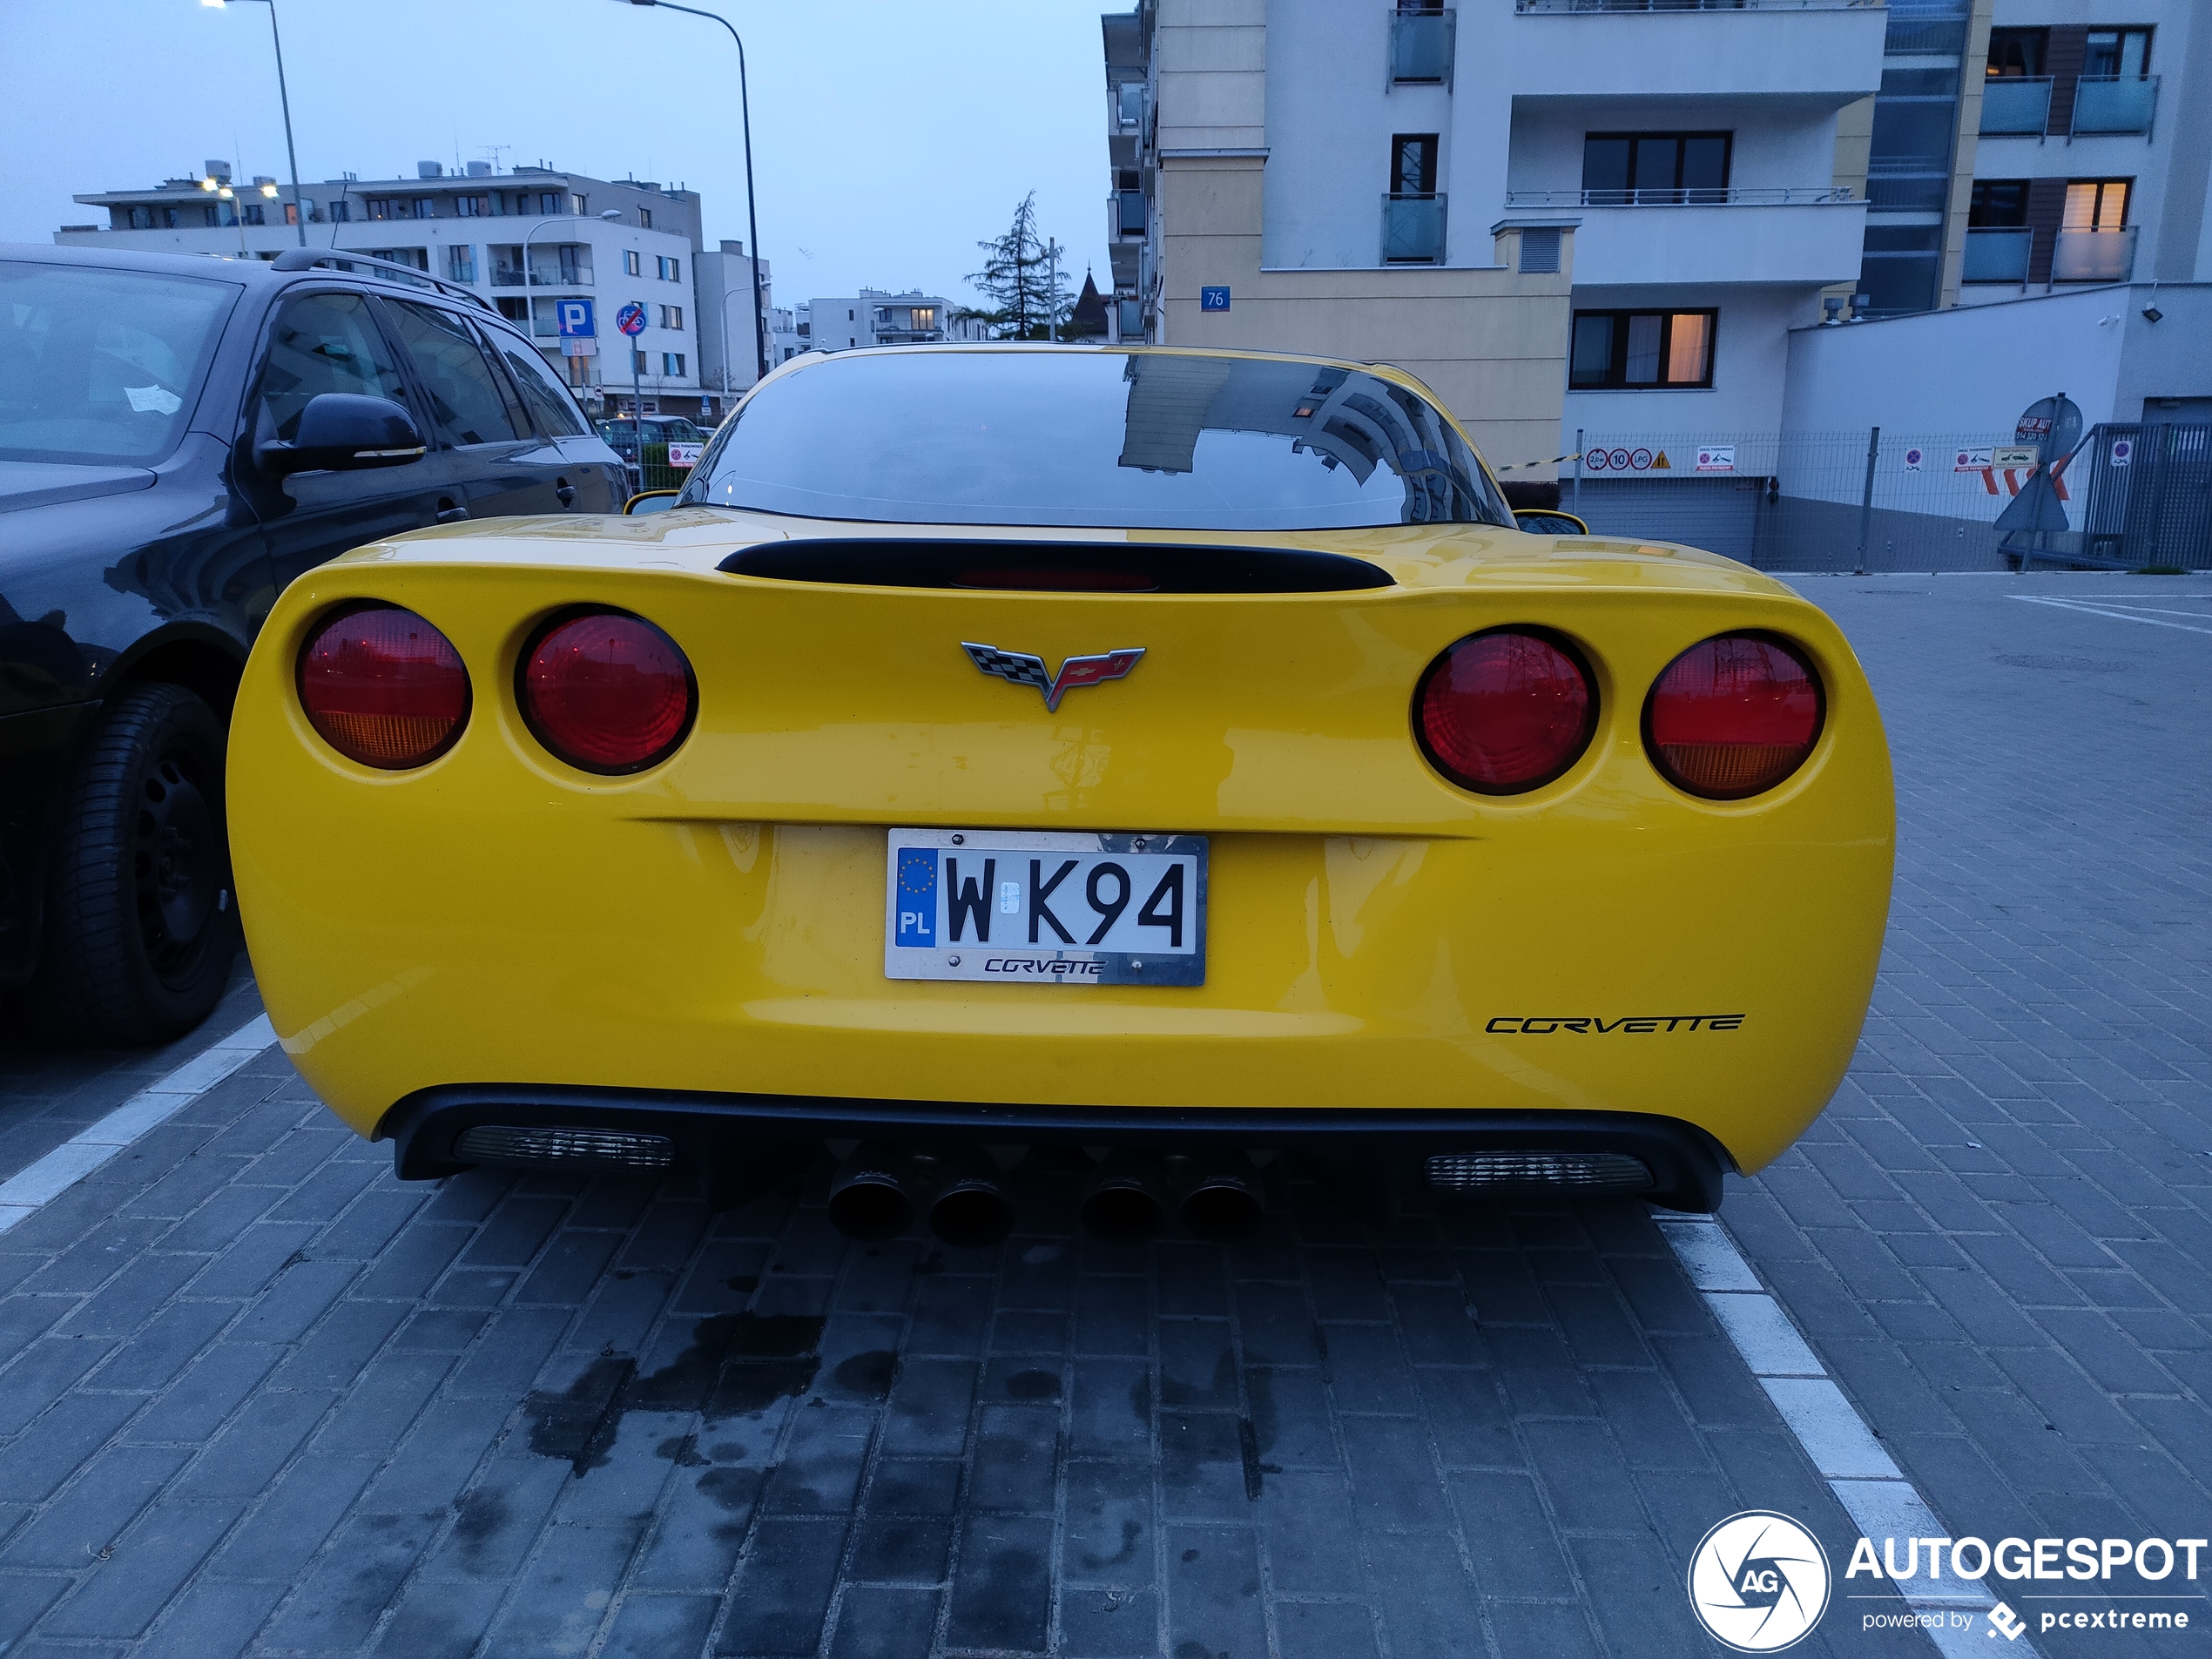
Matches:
[485,330,590,436]
[383,300,526,446]
[0,259,239,465]
[255,290,412,444]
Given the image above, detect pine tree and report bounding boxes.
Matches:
[960,194,1073,341]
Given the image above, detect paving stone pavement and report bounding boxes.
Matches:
[0,574,2205,1658]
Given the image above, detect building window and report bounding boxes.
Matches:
[496,296,529,322]
[127,206,153,229]
[539,192,563,215]
[570,193,588,216]
[243,204,266,226]
[658,255,681,281]
[2084,28,2151,77]
[414,197,437,219]
[1968,180,2029,226]
[1985,27,2046,76]
[1568,309,1716,389]
[640,207,653,230]
[1581,132,1731,205]
[455,195,487,217]
[368,197,398,220]
[203,205,220,227]
[911,306,936,330]
[329,199,351,223]
[284,202,300,226]
[368,247,430,271]
[633,349,649,374]
[448,244,477,283]
[624,250,643,277]
[2064,179,2129,230]
[1390,133,1439,195]
[659,304,684,329]
[663,352,685,376]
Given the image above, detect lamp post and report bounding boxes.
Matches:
[199,0,307,247]
[522,209,624,398]
[619,0,770,388]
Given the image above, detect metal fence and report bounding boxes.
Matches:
[1557,426,2212,572]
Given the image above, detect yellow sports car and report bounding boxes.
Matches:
[230,346,1892,1246]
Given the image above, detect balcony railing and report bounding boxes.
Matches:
[2052,226,2135,283]
[1114,190,1146,237]
[1515,0,1881,12]
[1504,185,1854,206]
[1979,77,2052,135]
[1390,8,1455,84]
[1382,192,1447,262]
[1961,227,2032,283]
[2071,75,2157,137]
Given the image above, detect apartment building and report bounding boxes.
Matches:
[57,160,718,420]
[803,291,991,351]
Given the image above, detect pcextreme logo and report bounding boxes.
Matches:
[1688,1511,1831,1652]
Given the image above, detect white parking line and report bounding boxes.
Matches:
[1657,1212,2041,1659]
[2008,596,2212,636]
[0,1014,278,1234]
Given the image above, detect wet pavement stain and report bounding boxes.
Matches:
[832,1349,898,1398]
[1006,1368,1061,1400]
[520,1312,825,1475]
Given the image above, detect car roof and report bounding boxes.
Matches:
[2,240,516,323]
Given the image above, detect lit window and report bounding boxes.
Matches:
[2064,179,2129,231]
[1568,309,1716,388]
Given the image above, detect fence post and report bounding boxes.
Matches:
[1573,428,1583,517]
[1854,425,1879,576]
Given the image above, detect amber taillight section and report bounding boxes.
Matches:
[297,605,469,769]
[1643,632,1824,799]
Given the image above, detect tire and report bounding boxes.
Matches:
[30,684,241,1046]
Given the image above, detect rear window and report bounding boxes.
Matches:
[0,260,239,465]
[687,349,1512,530]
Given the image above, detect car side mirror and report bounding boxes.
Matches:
[1514,509,1589,536]
[258,394,427,476]
[624,489,681,516]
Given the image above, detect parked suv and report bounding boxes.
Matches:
[0,244,626,1044]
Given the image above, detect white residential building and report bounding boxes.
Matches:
[57,160,725,421]
[695,239,791,396]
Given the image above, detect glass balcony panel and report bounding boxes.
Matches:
[2070,76,2156,135]
[2052,226,2135,282]
[1961,227,2032,282]
[1116,191,1146,236]
[1390,10,1456,82]
[1979,77,2052,135]
[1382,192,1447,263]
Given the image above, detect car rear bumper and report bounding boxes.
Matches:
[375,1082,1733,1211]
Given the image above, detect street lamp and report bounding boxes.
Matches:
[522,209,625,403]
[619,0,771,388]
[199,0,307,247]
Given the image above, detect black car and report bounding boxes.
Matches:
[0,244,627,1044]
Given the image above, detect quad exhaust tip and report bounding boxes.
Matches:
[828,1143,1017,1249]
[1081,1154,1168,1243]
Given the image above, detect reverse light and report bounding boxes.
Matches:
[1415,627,1596,794]
[297,604,469,768]
[1644,632,1824,799]
[519,608,697,774]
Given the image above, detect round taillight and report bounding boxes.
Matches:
[519,609,696,774]
[1644,632,1824,799]
[297,604,469,769]
[1415,628,1596,795]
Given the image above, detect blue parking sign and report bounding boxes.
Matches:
[556,299,596,338]
[1200,286,1231,311]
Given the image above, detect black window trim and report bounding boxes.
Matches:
[1568,307,1719,392]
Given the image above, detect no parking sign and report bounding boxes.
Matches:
[2110,437,2133,468]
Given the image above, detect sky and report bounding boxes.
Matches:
[1,0,1114,312]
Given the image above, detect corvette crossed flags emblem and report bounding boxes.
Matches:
[961,642,1146,713]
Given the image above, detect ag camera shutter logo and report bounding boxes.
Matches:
[1688,1511,1831,1652]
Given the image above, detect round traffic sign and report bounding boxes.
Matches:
[616,302,648,338]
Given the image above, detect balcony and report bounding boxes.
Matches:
[1382,192,1447,262]
[1515,0,1878,10]
[1390,8,1456,84]
[2052,226,2134,283]
[1505,2,1884,99]
[1979,77,2051,136]
[489,247,592,288]
[1961,227,2031,283]
[2071,75,2157,137]
[1548,195,1866,285]
[1506,185,1854,206]
[1114,190,1146,238]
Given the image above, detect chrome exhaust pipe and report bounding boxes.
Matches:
[927,1149,1016,1249]
[1178,1158,1265,1242]
[1082,1153,1167,1243]
[827,1142,918,1241]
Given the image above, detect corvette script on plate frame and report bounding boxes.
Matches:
[884,828,1208,987]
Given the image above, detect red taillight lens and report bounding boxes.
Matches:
[297,604,469,769]
[520,610,696,774]
[1415,628,1596,794]
[1644,632,1824,799]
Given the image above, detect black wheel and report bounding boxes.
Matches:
[31,684,240,1046]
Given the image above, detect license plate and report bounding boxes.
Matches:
[884,828,1207,986]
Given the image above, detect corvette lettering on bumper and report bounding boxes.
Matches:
[1485,1015,1746,1034]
